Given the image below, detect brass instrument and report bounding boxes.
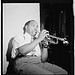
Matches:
[46,34,69,44]
[37,31,69,45]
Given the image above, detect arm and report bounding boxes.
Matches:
[41,48,48,62]
[18,38,41,55]
[18,30,49,55]
[41,38,49,62]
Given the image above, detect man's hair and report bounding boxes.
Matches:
[23,20,36,34]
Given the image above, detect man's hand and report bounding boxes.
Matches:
[42,38,48,45]
[41,37,49,48]
[38,30,49,42]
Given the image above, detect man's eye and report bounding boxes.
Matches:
[32,25,35,27]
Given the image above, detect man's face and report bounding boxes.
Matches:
[26,21,38,36]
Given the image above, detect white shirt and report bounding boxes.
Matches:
[11,32,41,58]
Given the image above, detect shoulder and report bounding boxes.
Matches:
[13,34,24,43]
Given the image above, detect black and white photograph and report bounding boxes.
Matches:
[2,0,74,75]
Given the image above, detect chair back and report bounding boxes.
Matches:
[6,37,14,62]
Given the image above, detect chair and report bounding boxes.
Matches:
[6,37,17,75]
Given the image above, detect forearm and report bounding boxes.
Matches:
[41,48,48,62]
[19,38,41,55]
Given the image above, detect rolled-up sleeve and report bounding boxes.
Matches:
[11,33,32,58]
[11,35,25,58]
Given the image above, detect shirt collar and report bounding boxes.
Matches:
[23,32,31,37]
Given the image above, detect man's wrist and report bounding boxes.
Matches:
[36,38,42,44]
[43,45,49,49]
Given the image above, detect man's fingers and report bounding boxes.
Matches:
[41,30,49,37]
[42,30,49,34]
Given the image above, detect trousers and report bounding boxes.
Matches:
[14,56,68,75]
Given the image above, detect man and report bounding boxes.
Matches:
[11,20,68,74]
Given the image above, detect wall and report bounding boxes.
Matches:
[3,3,40,74]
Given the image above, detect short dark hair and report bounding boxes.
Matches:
[23,20,36,34]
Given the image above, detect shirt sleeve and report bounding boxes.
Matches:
[11,35,25,58]
[12,35,24,50]
[11,34,32,58]
[13,33,32,50]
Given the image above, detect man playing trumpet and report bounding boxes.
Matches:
[11,20,68,74]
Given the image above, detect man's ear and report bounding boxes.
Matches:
[25,25,28,30]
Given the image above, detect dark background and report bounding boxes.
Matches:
[40,3,73,75]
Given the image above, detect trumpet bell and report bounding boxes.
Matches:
[63,40,69,45]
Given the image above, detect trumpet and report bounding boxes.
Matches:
[45,34,69,44]
[36,31,69,45]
